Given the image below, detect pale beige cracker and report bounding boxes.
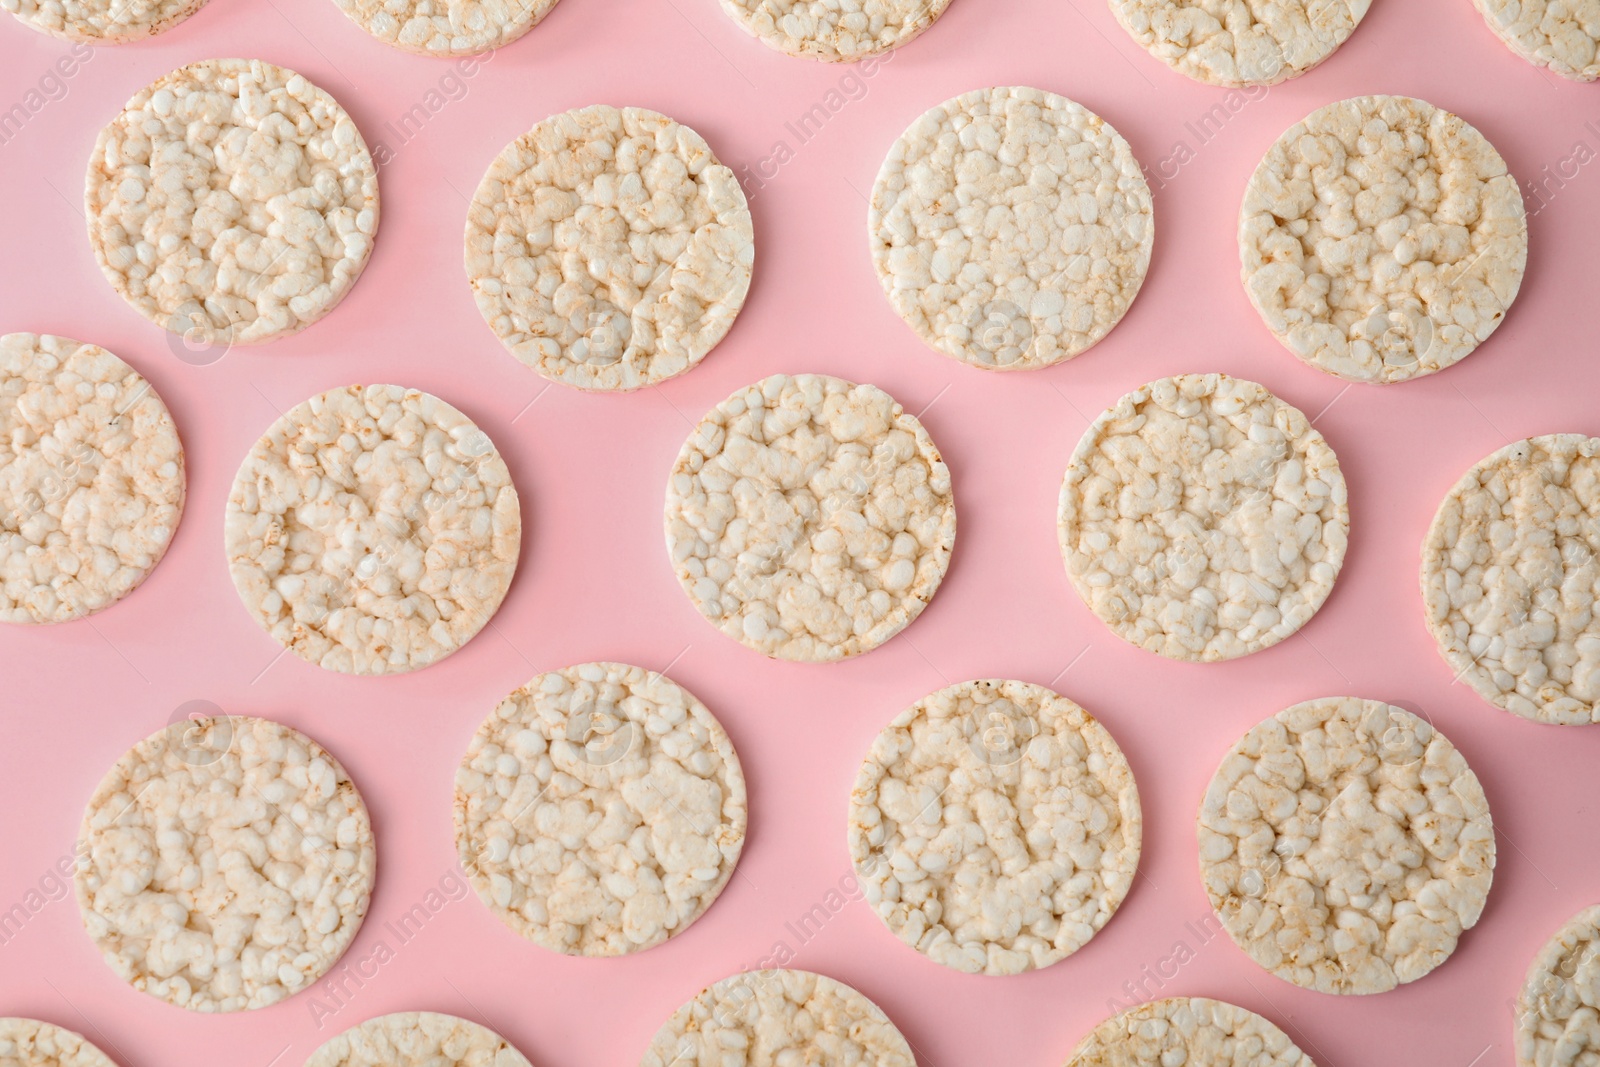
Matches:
[306,1012,533,1067]
[0,333,184,625]
[1422,434,1600,725]
[1516,904,1600,1067]
[718,0,954,60]
[1240,95,1526,383]
[1057,373,1347,662]
[3,0,205,42]
[640,969,914,1066]
[455,661,746,956]
[1198,696,1495,994]
[1473,0,1600,81]
[849,679,1140,975]
[665,373,955,662]
[330,0,560,55]
[87,59,379,347]
[75,716,375,1012]
[226,384,520,676]
[466,104,753,392]
[1066,997,1313,1067]
[1109,0,1370,86]
[0,1019,117,1067]
[870,86,1152,371]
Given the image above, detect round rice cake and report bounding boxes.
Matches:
[1066,997,1312,1066]
[870,86,1153,371]
[3,0,205,42]
[717,0,954,60]
[1515,904,1600,1067]
[329,0,559,54]
[1421,435,1600,725]
[75,715,376,1012]
[306,1012,533,1067]
[1198,696,1495,995]
[0,1019,117,1067]
[664,373,955,662]
[465,105,753,392]
[1472,0,1600,81]
[224,384,521,677]
[1240,95,1527,384]
[1108,0,1371,86]
[0,333,184,625]
[640,969,914,1066]
[86,59,379,347]
[1057,373,1347,663]
[455,661,746,956]
[848,679,1141,975]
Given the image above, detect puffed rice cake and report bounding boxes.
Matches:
[1422,435,1600,725]
[86,59,380,347]
[306,1012,533,1067]
[1108,0,1371,86]
[330,0,560,54]
[1066,997,1313,1066]
[1240,95,1526,383]
[1198,696,1495,994]
[225,384,521,676]
[664,373,956,662]
[0,1019,117,1067]
[849,679,1141,975]
[1057,373,1347,662]
[0,333,184,625]
[1515,904,1600,1067]
[75,715,376,1012]
[717,0,955,60]
[3,0,205,41]
[870,86,1153,371]
[640,969,914,1066]
[465,104,754,392]
[1472,0,1600,80]
[456,662,746,956]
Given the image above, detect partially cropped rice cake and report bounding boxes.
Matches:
[640,969,914,1066]
[1472,0,1600,80]
[1515,904,1600,1067]
[330,0,560,55]
[305,1012,534,1067]
[717,0,955,60]
[3,0,206,41]
[1065,997,1314,1066]
[1422,434,1600,725]
[0,1019,119,1067]
[1109,0,1371,85]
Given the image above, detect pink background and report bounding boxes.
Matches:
[2,0,1599,1063]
